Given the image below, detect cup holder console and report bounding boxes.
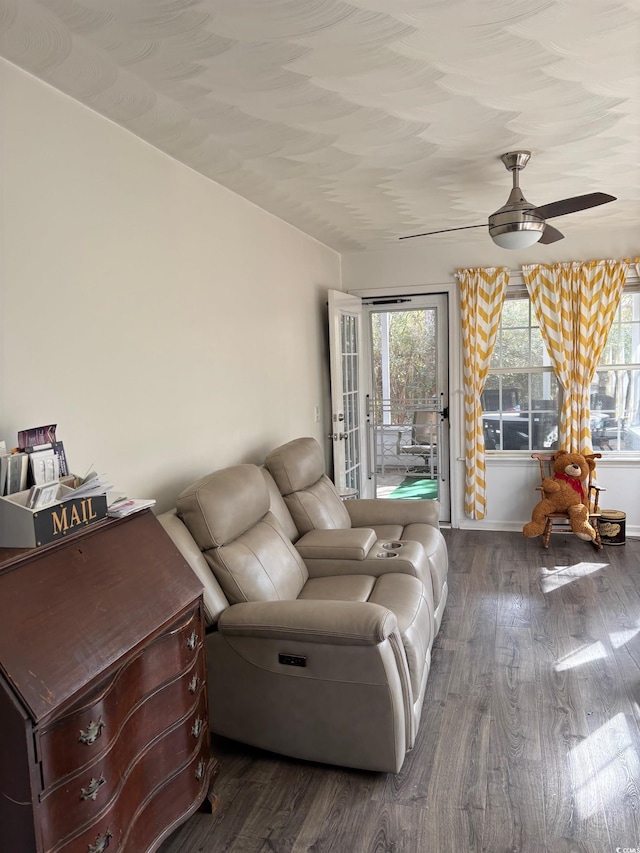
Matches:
[376,541,404,558]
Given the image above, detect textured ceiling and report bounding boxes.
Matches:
[1,0,638,252]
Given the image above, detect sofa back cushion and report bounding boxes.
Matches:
[178,464,269,548]
[178,464,308,604]
[206,513,308,603]
[260,467,300,543]
[265,437,351,535]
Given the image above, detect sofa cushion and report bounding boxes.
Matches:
[298,575,377,601]
[260,467,300,543]
[295,528,377,561]
[265,436,325,493]
[283,477,351,534]
[178,464,269,548]
[206,513,309,604]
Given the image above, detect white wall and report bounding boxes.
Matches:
[0,61,340,512]
[342,226,640,536]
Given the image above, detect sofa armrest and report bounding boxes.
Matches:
[157,509,229,627]
[295,528,377,561]
[218,599,397,646]
[346,498,440,529]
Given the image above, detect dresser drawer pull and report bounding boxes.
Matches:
[80,775,106,801]
[79,717,105,746]
[191,717,204,738]
[188,674,199,694]
[195,759,206,781]
[186,630,198,651]
[87,829,112,853]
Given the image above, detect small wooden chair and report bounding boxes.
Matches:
[530,452,604,549]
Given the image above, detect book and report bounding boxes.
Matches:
[52,441,69,477]
[23,441,69,482]
[0,453,9,497]
[26,481,61,510]
[6,453,29,495]
[29,448,60,486]
[17,424,57,450]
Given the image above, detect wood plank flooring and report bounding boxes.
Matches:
[160,529,640,853]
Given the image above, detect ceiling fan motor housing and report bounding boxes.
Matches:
[489,168,545,248]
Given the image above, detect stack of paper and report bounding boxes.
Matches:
[107,498,156,518]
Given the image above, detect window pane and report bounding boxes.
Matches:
[482,375,499,409]
[530,373,559,407]
[622,319,640,363]
[530,325,546,367]
[592,367,640,450]
[500,373,528,410]
[600,292,640,365]
[498,329,530,369]
[528,377,559,450]
[500,299,529,328]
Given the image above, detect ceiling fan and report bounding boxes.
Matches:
[400,151,616,249]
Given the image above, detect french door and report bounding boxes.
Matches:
[328,290,450,521]
[363,294,450,519]
[327,290,367,497]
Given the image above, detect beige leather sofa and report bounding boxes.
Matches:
[265,437,448,634]
[158,440,448,774]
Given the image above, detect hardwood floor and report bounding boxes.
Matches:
[160,529,640,853]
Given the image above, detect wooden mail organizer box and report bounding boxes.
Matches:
[0,511,218,853]
[0,482,108,548]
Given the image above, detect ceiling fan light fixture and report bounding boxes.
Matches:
[488,201,546,250]
[490,222,544,249]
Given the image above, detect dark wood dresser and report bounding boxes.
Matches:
[0,510,218,852]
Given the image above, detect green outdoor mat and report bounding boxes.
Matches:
[388,477,439,500]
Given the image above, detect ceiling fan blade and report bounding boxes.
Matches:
[399,223,486,240]
[532,192,616,221]
[538,224,564,244]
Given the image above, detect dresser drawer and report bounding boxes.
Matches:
[39,654,206,847]
[123,734,213,853]
[38,607,203,788]
[45,688,209,853]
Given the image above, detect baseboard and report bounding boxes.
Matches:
[454,519,640,540]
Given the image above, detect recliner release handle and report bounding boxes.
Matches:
[279,653,307,667]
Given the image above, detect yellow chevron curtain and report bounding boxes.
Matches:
[459,267,510,519]
[522,260,628,453]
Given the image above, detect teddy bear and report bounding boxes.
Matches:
[523,450,597,541]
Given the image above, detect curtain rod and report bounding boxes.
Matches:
[456,258,640,282]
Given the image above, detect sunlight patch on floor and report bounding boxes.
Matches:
[540,561,608,593]
[609,626,640,648]
[555,641,608,672]
[570,713,640,818]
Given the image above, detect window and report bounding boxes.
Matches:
[484,288,640,452]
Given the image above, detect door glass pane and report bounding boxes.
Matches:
[370,307,441,498]
[340,313,360,493]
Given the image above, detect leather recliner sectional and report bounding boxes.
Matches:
[158,437,448,774]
